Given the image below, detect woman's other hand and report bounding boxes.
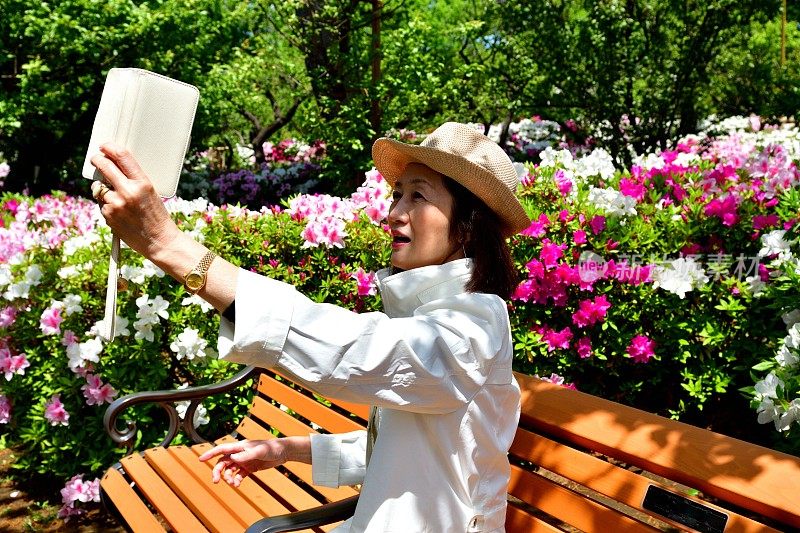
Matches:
[198,437,311,487]
[90,142,181,258]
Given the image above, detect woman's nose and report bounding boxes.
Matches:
[387,200,409,223]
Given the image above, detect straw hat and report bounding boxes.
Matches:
[372,122,530,236]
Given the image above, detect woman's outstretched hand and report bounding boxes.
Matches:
[90,142,181,258]
[198,437,311,487]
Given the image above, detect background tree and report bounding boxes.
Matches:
[493,0,784,164]
[0,0,258,195]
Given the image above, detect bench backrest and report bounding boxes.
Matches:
[508,371,800,532]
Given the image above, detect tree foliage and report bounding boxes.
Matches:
[0,0,797,194]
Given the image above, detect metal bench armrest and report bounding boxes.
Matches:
[103,365,261,455]
[245,495,359,533]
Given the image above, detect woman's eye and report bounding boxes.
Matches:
[413,191,425,200]
[391,191,402,201]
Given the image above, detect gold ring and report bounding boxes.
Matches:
[96,184,111,203]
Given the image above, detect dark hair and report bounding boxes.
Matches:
[442,177,519,299]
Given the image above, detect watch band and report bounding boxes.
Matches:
[184,250,217,293]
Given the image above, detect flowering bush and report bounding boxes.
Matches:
[211,139,327,209]
[0,170,388,511]
[510,115,800,452]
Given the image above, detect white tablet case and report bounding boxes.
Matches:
[83,68,199,340]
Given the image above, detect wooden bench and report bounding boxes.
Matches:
[101,368,800,532]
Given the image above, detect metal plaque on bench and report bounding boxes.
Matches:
[642,484,728,533]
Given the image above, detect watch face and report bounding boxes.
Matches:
[185,272,204,291]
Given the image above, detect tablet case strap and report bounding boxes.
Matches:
[101,233,120,341]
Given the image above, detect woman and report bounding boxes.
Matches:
[90,122,530,532]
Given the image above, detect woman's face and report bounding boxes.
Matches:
[387,164,462,271]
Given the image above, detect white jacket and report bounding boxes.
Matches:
[218,258,521,532]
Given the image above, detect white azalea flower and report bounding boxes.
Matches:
[141,259,165,279]
[651,257,709,299]
[756,397,783,428]
[0,265,11,288]
[539,147,575,169]
[57,265,81,279]
[777,399,800,432]
[134,323,155,342]
[782,309,800,327]
[114,315,131,337]
[673,152,701,167]
[164,197,210,216]
[587,187,637,217]
[754,372,784,399]
[170,328,212,361]
[62,233,100,257]
[633,152,665,171]
[25,264,43,284]
[3,281,30,301]
[575,148,615,180]
[181,294,214,313]
[120,265,146,284]
[758,230,793,259]
[175,384,210,428]
[67,337,103,371]
[775,345,799,368]
[62,294,83,317]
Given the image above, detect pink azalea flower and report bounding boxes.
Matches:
[40,305,63,335]
[521,213,550,238]
[575,336,593,359]
[512,280,535,302]
[0,394,10,423]
[571,295,611,328]
[81,374,118,406]
[589,215,606,235]
[554,169,573,196]
[61,330,79,346]
[704,194,740,227]
[627,335,656,363]
[573,229,587,245]
[525,258,545,279]
[0,348,29,381]
[753,214,780,231]
[351,267,377,296]
[619,177,647,201]
[0,306,16,328]
[540,239,567,268]
[534,325,573,352]
[758,264,771,282]
[364,199,390,224]
[44,394,70,426]
[58,475,101,520]
[537,373,578,390]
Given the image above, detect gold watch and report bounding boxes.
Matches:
[184,250,217,294]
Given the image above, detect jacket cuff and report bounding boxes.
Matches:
[311,430,367,488]
[217,268,295,367]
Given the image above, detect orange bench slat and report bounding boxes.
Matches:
[119,453,209,533]
[508,464,659,532]
[100,467,167,533]
[144,446,246,533]
[505,502,563,532]
[258,374,366,433]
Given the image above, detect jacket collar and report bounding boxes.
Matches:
[376,258,473,318]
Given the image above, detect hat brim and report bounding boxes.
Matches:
[373,138,530,236]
